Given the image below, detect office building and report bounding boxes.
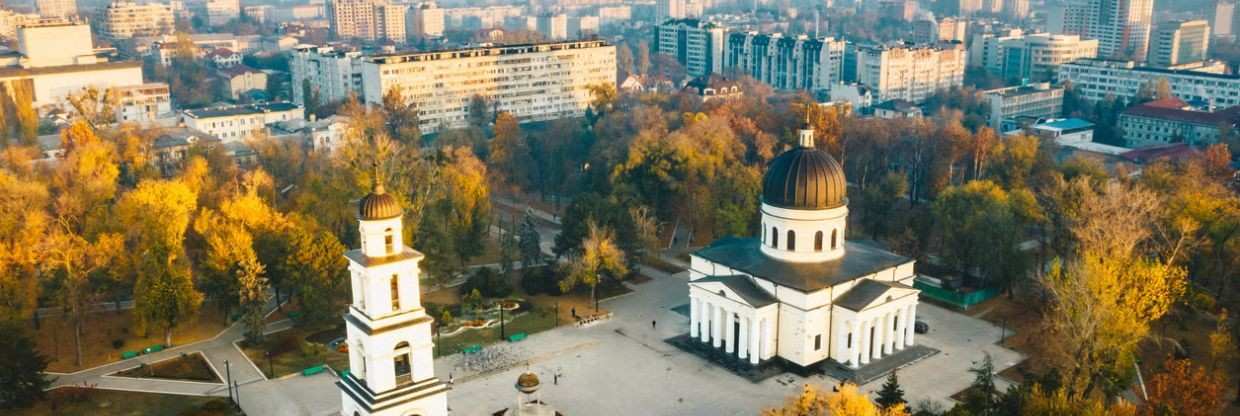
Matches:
[656,0,688,23]
[205,0,240,26]
[16,21,98,68]
[182,102,304,142]
[1213,0,1234,40]
[360,40,616,133]
[1051,0,1153,61]
[290,44,365,106]
[1150,20,1211,68]
[102,1,176,40]
[0,10,51,38]
[983,83,1065,131]
[36,0,77,18]
[977,33,1096,81]
[653,18,726,77]
[1058,59,1240,107]
[1119,97,1240,147]
[1004,0,1028,20]
[724,32,846,91]
[855,43,966,103]
[881,0,917,22]
[569,16,599,38]
[410,3,444,38]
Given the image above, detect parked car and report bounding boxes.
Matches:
[914,320,929,334]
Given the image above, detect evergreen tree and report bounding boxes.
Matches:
[957,353,999,415]
[518,212,542,268]
[877,370,907,410]
[0,320,51,409]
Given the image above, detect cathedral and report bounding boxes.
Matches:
[338,184,450,416]
[687,126,921,370]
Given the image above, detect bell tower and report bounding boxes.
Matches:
[339,184,449,416]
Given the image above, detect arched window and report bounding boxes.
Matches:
[831,229,838,250]
[814,231,823,252]
[787,230,796,251]
[393,341,412,385]
[384,228,394,254]
[771,227,779,248]
[390,275,400,311]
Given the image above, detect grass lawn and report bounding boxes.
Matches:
[435,306,558,357]
[240,325,349,378]
[33,302,230,373]
[113,352,220,382]
[13,388,242,416]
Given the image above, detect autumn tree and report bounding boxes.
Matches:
[1018,385,1136,416]
[488,111,532,189]
[1140,358,1226,416]
[0,170,49,321]
[42,231,122,366]
[381,86,420,143]
[1039,181,1187,399]
[117,179,202,345]
[560,221,627,311]
[763,383,906,416]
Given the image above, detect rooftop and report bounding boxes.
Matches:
[184,102,300,119]
[1034,118,1094,131]
[693,238,912,293]
[1121,97,1240,126]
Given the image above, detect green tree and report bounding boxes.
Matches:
[876,371,907,411]
[0,320,51,410]
[932,181,1031,291]
[958,354,999,415]
[859,172,908,240]
[518,212,543,268]
[560,221,628,311]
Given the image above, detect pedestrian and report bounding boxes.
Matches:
[571,307,577,318]
[449,373,454,385]
[652,320,657,330]
[553,373,559,385]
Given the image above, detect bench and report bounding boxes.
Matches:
[462,344,482,354]
[507,332,527,342]
[143,344,164,354]
[121,351,139,360]
[302,365,326,376]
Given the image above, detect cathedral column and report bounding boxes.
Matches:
[859,320,872,365]
[700,302,712,343]
[849,319,862,368]
[894,307,907,351]
[724,311,736,354]
[872,316,884,360]
[748,317,760,365]
[738,317,749,360]
[711,304,722,348]
[689,297,700,339]
[904,304,917,347]
[884,311,896,355]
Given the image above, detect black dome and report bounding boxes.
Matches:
[358,185,402,220]
[762,146,847,210]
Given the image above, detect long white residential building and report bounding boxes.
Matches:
[724,32,846,91]
[102,1,176,40]
[855,43,966,103]
[360,40,616,133]
[290,44,365,106]
[182,102,304,142]
[1057,59,1240,107]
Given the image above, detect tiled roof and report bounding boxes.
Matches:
[1122,98,1240,126]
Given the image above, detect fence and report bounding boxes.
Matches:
[914,280,999,310]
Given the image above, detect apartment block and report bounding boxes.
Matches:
[1150,20,1211,68]
[205,0,240,26]
[1051,0,1153,61]
[290,44,365,106]
[1001,33,1098,82]
[102,1,176,40]
[36,0,77,18]
[653,18,726,78]
[409,3,444,38]
[360,40,616,133]
[329,0,405,43]
[724,32,846,91]
[855,43,966,103]
[1057,59,1240,107]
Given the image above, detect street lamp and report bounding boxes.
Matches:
[265,351,273,378]
[499,301,507,340]
[225,360,234,406]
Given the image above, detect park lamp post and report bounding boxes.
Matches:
[225,360,234,406]
[499,301,507,340]
[265,351,273,378]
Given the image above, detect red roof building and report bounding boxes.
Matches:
[1118,97,1240,147]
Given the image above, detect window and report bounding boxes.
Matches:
[847,332,852,348]
[393,342,412,385]
[814,334,822,350]
[384,228,394,254]
[894,316,899,330]
[787,230,795,251]
[390,275,400,311]
[814,231,823,252]
[831,229,838,250]
[771,227,778,248]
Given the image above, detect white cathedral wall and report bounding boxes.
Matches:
[829,306,859,364]
[359,216,403,258]
[758,203,848,263]
[776,303,832,367]
[349,260,424,321]
[345,318,437,393]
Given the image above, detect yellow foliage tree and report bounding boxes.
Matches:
[116,179,201,345]
[762,383,906,416]
[560,221,627,312]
